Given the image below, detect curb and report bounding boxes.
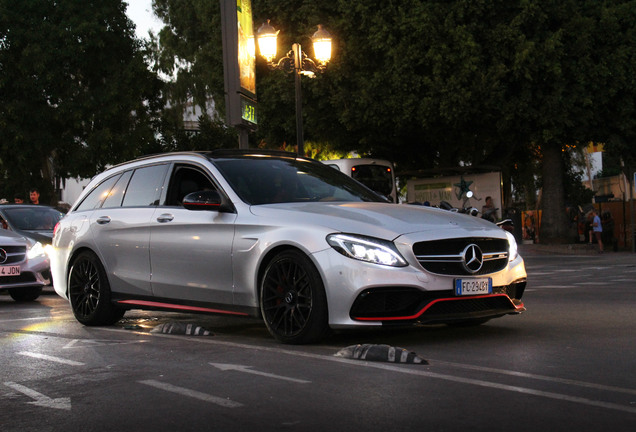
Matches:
[519,243,630,256]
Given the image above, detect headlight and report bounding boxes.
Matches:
[27,241,46,260]
[327,234,408,267]
[505,231,518,262]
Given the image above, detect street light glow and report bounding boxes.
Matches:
[312,25,332,64]
[256,20,278,62]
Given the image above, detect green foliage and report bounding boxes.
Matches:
[149,1,636,243]
[3,0,634,243]
[0,0,162,204]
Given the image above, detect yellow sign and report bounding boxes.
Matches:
[586,142,605,153]
[237,0,256,95]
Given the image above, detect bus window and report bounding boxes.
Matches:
[323,158,397,203]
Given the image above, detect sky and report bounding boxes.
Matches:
[125,0,162,40]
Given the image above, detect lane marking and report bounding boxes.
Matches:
[209,363,311,384]
[96,327,636,415]
[139,380,243,408]
[63,339,149,349]
[4,382,71,411]
[18,351,85,366]
[0,317,51,324]
[430,359,636,396]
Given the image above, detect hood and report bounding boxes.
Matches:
[249,202,504,240]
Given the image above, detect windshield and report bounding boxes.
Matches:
[3,207,64,230]
[213,157,387,205]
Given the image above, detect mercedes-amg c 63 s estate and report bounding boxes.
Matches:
[50,150,527,344]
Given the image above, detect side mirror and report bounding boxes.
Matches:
[182,190,235,213]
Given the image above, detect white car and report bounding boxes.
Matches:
[0,229,50,301]
[50,150,527,344]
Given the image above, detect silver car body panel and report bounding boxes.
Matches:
[50,152,527,330]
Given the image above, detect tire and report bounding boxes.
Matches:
[8,286,42,302]
[68,251,125,326]
[260,250,329,344]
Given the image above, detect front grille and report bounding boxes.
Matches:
[0,245,27,265]
[413,237,509,276]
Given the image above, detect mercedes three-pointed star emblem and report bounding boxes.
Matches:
[462,244,483,273]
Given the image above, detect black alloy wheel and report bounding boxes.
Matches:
[260,250,329,344]
[68,251,125,326]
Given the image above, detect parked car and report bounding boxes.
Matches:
[50,150,527,344]
[0,204,65,245]
[0,229,50,302]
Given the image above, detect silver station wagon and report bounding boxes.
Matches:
[50,150,527,344]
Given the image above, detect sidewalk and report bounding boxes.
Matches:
[519,242,635,257]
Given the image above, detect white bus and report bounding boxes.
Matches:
[324,158,398,203]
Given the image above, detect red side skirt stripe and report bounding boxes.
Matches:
[117,299,250,316]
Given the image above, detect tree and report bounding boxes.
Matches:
[150,0,241,151]
[151,0,636,243]
[0,0,162,204]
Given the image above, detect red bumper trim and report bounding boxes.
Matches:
[353,293,524,322]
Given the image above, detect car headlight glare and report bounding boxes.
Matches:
[505,231,518,262]
[327,234,407,267]
[27,241,46,260]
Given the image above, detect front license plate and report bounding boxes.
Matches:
[0,265,20,276]
[455,278,492,296]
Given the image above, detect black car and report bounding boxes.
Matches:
[0,204,64,245]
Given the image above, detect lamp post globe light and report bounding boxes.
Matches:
[256,21,332,155]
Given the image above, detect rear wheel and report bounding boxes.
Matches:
[260,250,329,344]
[8,286,42,302]
[68,251,125,325]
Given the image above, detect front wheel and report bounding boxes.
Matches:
[260,250,329,344]
[68,251,125,326]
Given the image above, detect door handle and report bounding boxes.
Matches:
[156,213,174,223]
[96,216,111,225]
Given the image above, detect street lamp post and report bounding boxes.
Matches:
[256,21,332,156]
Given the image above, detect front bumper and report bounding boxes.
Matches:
[0,259,50,290]
[349,279,526,324]
[312,247,527,329]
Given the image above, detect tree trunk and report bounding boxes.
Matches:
[539,144,569,243]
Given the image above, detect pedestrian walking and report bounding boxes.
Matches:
[591,209,603,253]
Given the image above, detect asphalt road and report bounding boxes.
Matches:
[1,250,635,431]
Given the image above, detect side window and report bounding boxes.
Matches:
[74,175,121,212]
[122,164,169,207]
[101,170,133,209]
[165,165,216,207]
